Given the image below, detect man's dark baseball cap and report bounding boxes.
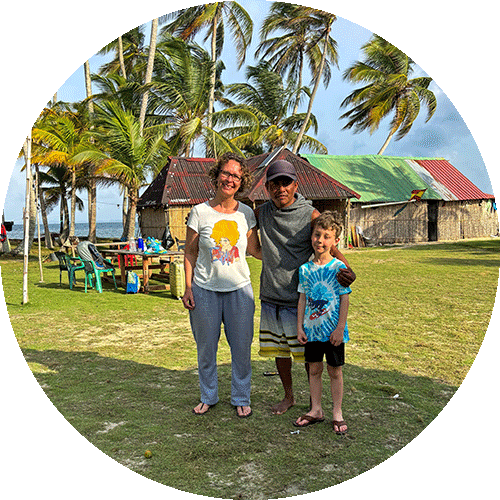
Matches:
[266,160,297,182]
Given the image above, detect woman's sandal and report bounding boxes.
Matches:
[192,402,216,415]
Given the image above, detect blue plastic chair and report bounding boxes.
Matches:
[55,251,84,289]
[82,259,117,293]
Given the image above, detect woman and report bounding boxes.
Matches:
[182,152,261,418]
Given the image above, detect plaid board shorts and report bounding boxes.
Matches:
[259,301,305,362]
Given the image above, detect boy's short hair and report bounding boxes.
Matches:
[313,211,343,239]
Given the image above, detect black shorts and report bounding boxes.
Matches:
[304,341,345,367]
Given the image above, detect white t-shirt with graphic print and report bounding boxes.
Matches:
[187,201,256,292]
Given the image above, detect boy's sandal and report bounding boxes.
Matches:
[332,420,348,435]
[293,414,325,427]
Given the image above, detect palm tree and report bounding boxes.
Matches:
[139,18,159,135]
[340,35,437,154]
[255,2,338,114]
[291,8,337,153]
[31,108,92,241]
[256,3,338,153]
[72,101,169,239]
[162,2,253,131]
[223,61,327,154]
[97,27,146,79]
[148,38,242,157]
[39,164,85,240]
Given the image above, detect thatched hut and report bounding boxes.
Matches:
[302,154,498,245]
[137,150,359,248]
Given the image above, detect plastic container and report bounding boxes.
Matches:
[169,258,185,299]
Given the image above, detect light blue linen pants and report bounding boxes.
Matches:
[189,282,255,407]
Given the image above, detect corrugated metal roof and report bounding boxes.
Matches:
[244,149,359,201]
[138,150,359,208]
[138,157,216,208]
[405,159,458,201]
[302,154,441,203]
[412,159,494,200]
[302,154,495,203]
[165,158,216,205]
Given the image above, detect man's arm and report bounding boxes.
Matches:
[311,210,356,287]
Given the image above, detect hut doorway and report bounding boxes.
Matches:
[428,201,438,241]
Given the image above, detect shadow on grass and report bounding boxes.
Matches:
[22,348,457,500]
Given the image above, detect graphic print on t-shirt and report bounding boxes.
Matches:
[307,277,337,322]
[210,219,240,266]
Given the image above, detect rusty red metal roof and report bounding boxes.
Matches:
[414,159,494,201]
[244,149,360,202]
[138,157,216,208]
[138,150,359,208]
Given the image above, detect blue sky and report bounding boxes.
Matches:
[1,0,496,225]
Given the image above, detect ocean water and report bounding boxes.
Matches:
[8,221,127,240]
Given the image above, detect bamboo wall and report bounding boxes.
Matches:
[350,198,498,245]
[139,205,192,250]
[139,198,498,250]
[350,202,428,244]
[139,207,167,240]
[437,200,498,240]
[168,205,192,243]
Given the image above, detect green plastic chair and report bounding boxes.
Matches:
[54,251,84,289]
[82,259,117,293]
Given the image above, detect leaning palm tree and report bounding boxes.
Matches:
[139,18,158,135]
[161,2,253,131]
[290,7,337,153]
[256,2,337,118]
[340,35,437,154]
[223,60,327,154]
[72,101,169,240]
[97,27,147,79]
[148,38,243,157]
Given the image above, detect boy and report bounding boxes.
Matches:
[293,212,351,434]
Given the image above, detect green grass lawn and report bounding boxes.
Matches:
[2,238,499,499]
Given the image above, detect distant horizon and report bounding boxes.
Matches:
[5,219,125,226]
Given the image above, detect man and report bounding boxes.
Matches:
[256,159,355,415]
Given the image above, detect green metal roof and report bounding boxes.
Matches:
[302,154,442,203]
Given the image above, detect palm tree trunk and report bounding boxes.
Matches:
[377,130,396,155]
[292,26,331,154]
[120,188,138,240]
[292,58,304,116]
[87,183,97,242]
[118,36,127,79]
[36,164,53,249]
[69,168,76,238]
[139,17,158,135]
[207,13,219,132]
[84,59,97,242]
[13,137,37,258]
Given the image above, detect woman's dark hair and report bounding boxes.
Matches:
[208,152,252,194]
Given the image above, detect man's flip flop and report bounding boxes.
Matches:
[293,414,325,427]
[332,420,348,435]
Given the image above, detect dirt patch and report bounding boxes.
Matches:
[59,318,191,353]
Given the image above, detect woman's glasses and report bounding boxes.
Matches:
[219,170,242,182]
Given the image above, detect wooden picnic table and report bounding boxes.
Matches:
[100,248,184,293]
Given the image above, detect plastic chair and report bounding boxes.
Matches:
[82,259,117,293]
[55,251,84,289]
